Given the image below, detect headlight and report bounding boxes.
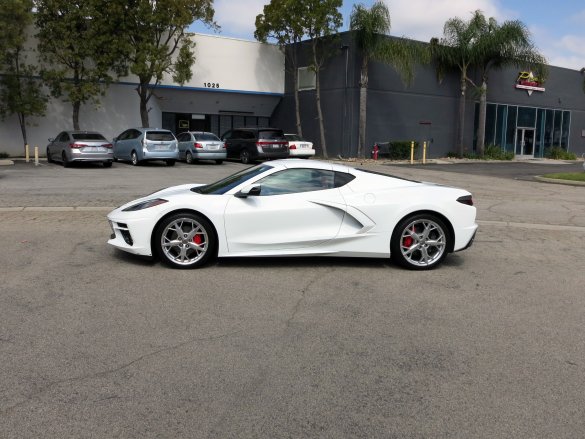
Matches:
[122,198,168,211]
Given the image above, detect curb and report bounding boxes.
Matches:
[0,159,15,166]
[533,175,585,186]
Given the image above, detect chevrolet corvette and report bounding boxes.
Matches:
[107,159,477,270]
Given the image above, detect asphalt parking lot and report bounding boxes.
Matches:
[1,159,585,438]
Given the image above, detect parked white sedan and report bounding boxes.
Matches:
[285,134,315,158]
[107,160,477,270]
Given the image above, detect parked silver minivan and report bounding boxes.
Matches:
[113,128,178,166]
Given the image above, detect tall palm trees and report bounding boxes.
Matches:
[350,1,426,158]
[432,10,546,156]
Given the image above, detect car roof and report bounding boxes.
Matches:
[269,159,352,173]
[65,130,103,135]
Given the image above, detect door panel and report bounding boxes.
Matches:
[224,189,346,253]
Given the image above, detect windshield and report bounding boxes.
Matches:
[192,164,273,195]
[285,134,302,141]
[72,133,106,140]
[194,133,220,141]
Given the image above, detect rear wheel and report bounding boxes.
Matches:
[131,151,140,166]
[62,152,70,168]
[240,149,250,164]
[185,152,193,164]
[154,212,217,269]
[103,161,112,168]
[166,159,176,166]
[215,159,223,165]
[391,213,450,270]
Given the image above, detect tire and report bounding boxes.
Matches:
[166,159,176,166]
[391,213,450,270]
[154,212,217,269]
[215,160,223,165]
[185,152,193,164]
[240,149,250,164]
[46,148,53,163]
[103,161,112,168]
[113,156,118,162]
[131,151,140,166]
[62,152,70,168]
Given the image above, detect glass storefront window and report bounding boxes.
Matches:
[517,106,536,128]
[505,106,517,152]
[535,109,544,157]
[553,110,562,146]
[544,109,554,148]
[496,105,506,148]
[485,104,497,146]
[561,111,570,149]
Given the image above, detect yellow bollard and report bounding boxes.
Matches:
[34,146,40,166]
[423,141,427,164]
[410,141,414,164]
[25,143,30,163]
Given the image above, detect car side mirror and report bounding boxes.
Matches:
[48,138,54,142]
[235,184,261,198]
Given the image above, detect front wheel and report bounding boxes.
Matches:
[215,160,223,165]
[391,213,450,270]
[240,149,250,164]
[154,213,217,269]
[46,148,53,163]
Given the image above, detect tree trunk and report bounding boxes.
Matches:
[312,47,327,158]
[18,112,28,156]
[293,67,302,137]
[457,71,467,157]
[72,101,80,131]
[476,80,487,156]
[138,83,150,127]
[358,55,369,158]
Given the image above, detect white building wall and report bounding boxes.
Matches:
[0,33,283,156]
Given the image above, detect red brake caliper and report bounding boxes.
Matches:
[193,234,203,245]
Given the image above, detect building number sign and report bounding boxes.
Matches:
[204,82,220,89]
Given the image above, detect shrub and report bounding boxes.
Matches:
[544,146,577,160]
[380,141,419,160]
[0,152,9,159]
[484,144,514,160]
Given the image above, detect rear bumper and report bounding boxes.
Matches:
[70,150,113,162]
[142,150,179,161]
[289,149,315,157]
[454,224,478,252]
[192,151,227,160]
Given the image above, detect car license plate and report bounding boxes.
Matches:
[300,144,308,149]
[155,145,168,151]
[209,144,219,150]
[84,147,105,152]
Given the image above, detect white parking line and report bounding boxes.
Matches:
[477,220,585,232]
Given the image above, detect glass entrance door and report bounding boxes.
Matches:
[515,128,535,158]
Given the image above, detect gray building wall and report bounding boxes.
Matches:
[273,31,585,158]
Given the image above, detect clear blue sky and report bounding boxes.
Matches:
[189,0,585,70]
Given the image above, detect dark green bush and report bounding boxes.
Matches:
[545,146,577,160]
[0,152,9,159]
[379,141,419,160]
[484,144,514,160]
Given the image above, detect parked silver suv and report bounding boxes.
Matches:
[113,128,178,166]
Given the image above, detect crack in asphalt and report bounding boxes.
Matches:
[0,330,242,416]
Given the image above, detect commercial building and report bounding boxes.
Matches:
[1,31,584,159]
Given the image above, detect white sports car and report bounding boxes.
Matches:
[107,159,477,270]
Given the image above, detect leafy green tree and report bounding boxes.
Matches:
[301,0,342,158]
[121,0,216,127]
[255,0,305,137]
[431,11,485,156]
[350,1,428,158]
[473,15,546,155]
[0,0,47,153]
[35,0,128,130]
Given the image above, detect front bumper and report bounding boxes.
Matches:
[107,213,158,256]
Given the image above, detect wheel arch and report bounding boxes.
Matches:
[150,208,220,257]
[391,209,455,253]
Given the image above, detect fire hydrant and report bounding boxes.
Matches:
[372,143,379,160]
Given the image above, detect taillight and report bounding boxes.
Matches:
[194,142,203,149]
[289,144,296,150]
[69,143,87,149]
[222,142,226,149]
[103,143,113,149]
[457,195,474,206]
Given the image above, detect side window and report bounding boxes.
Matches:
[243,131,256,140]
[222,130,232,140]
[177,133,188,142]
[334,172,356,188]
[58,132,69,142]
[256,169,336,196]
[130,130,141,140]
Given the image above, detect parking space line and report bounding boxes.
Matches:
[478,220,585,232]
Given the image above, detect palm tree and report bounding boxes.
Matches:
[473,17,546,155]
[351,1,426,158]
[430,10,485,157]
